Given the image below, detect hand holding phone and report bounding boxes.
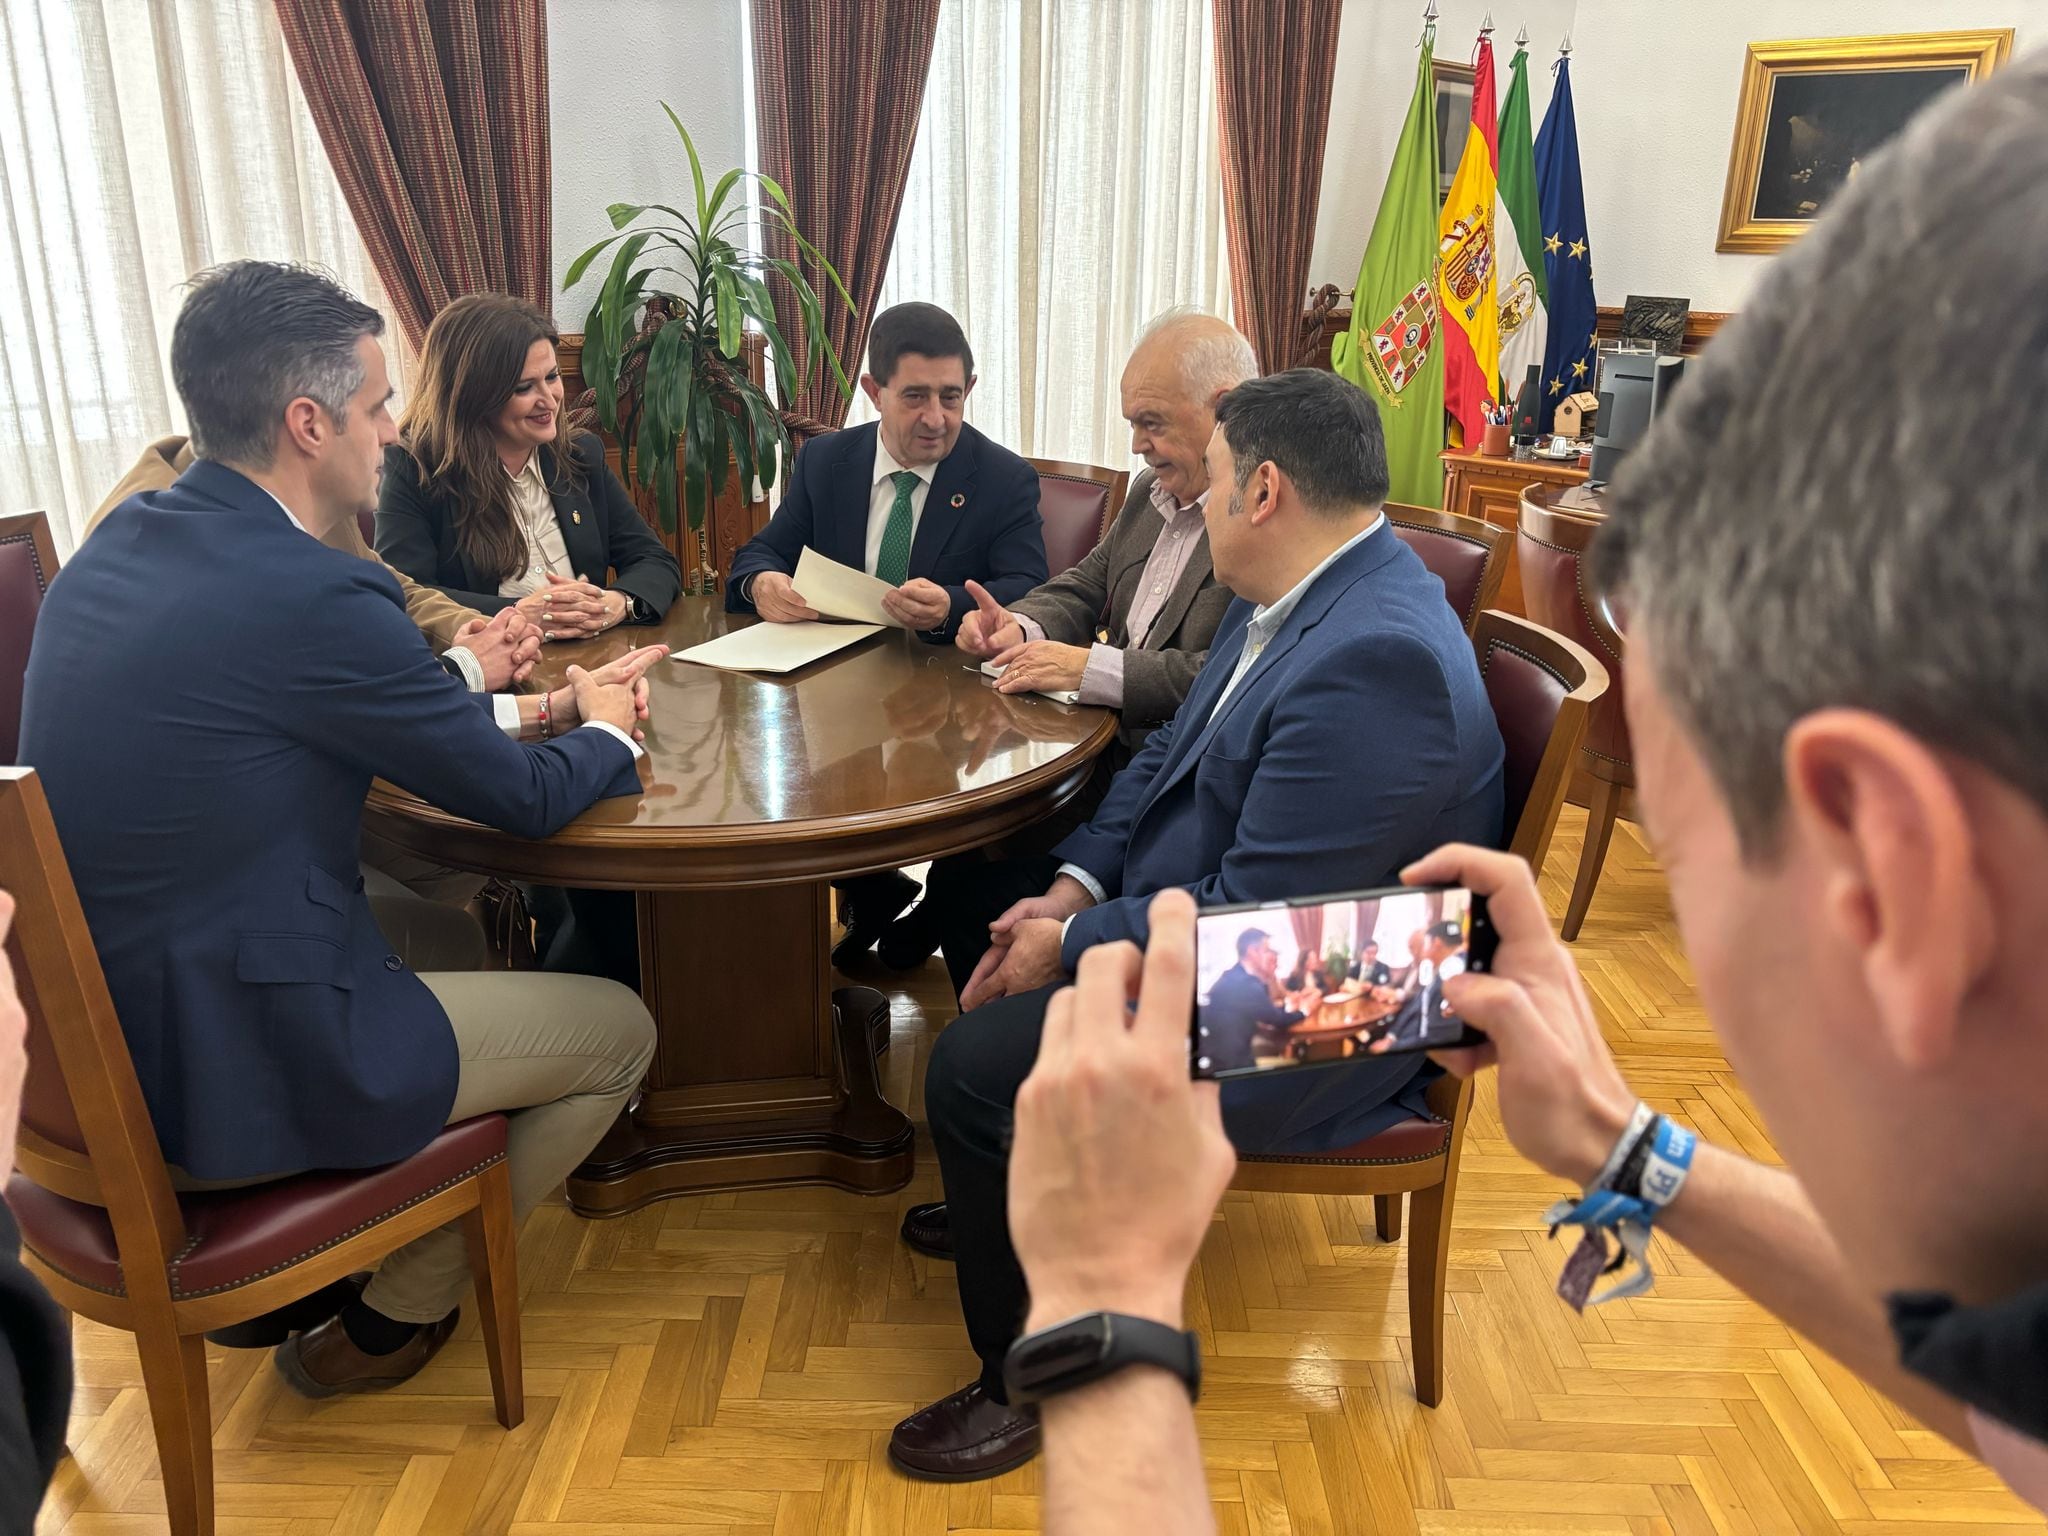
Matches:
[1191,884,1494,1079]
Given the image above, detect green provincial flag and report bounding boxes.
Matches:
[1332,28,1444,507]
[1495,43,1550,408]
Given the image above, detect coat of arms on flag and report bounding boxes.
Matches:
[1369,280,1439,394]
[1439,207,1495,320]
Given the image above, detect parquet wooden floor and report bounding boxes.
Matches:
[37,809,2044,1534]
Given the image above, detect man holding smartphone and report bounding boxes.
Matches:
[1001,56,2048,1529]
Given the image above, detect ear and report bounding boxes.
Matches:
[279,396,326,461]
[962,374,978,401]
[1782,709,1993,1071]
[859,374,882,408]
[1245,462,1282,527]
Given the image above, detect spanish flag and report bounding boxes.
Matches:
[1436,31,1500,443]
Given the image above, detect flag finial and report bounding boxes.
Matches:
[1423,1,1438,21]
[1516,23,1529,47]
[1481,12,1495,35]
[1559,32,1573,56]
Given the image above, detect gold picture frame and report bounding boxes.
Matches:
[1715,29,2013,254]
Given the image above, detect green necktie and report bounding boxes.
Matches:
[875,470,920,586]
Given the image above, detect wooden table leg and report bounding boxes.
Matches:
[567,880,915,1215]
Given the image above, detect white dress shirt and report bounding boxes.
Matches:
[1056,515,1385,910]
[258,482,639,755]
[864,434,937,577]
[498,453,576,598]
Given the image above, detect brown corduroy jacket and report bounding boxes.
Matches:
[88,436,481,650]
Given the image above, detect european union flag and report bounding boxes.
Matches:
[1533,55,1597,433]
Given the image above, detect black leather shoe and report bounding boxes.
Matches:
[832,872,920,970]
[877,900,943,971]
[205,1274,367,1349]
[888,1381,1041,1481]
[900,1200,953,1259]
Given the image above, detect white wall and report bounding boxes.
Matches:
[1312,1,2044,310]
[1310,0,1577,289]
[549,0,749,323]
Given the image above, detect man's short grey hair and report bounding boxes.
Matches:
[1595,51,2048,859]
[1134,305,1259,399]
[170,261,384,468]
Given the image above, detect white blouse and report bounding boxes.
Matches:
[497,453,575,599]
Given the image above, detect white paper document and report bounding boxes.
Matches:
[980,660,1081,705]
[793,547,905,628]
[673,621,884,674]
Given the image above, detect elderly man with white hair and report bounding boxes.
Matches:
[876,309,1255,972]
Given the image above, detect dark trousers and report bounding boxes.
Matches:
[929,853,1064,998]
[927,982,1429,1400]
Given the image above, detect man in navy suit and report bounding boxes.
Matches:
[886,369,1506,1481]
[19,262,660,1399]
[728,301,1049,962]
[1198,928,1309,1073]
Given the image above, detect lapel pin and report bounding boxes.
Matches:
[950,492,965,508]
[572,510,583,524]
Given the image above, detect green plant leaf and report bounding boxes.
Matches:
[663,102,710,230]
[606,202,646,230]
[564,231,628,293]
[704,166,743,229]
[714,275,743,360]
[732,271,798,400]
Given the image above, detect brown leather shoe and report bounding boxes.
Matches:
[900,1200,953,1259]
[273,1309,459,1398]
[888,1381,1041,1481]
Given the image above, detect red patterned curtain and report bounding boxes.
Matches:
[274,0,552,349]
[750,0,941,432]
[1212,0,1344,373]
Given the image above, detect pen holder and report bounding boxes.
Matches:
[1480,423,1511,457]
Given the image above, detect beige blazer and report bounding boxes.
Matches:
[89,436,482,650]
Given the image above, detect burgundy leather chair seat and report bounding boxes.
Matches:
[9,1113,507,1299]
[1391,523,1492,631]
[1037,472,1115,577]
[1239,1111,1449,1167]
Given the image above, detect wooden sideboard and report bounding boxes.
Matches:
[556,332,772,589]
[1440,446,1588,617]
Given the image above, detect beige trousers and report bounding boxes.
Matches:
[178,890,655,1326]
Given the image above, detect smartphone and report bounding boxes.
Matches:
[1191,884,1493,1080]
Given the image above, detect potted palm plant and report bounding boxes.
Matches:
[566,105,854,593]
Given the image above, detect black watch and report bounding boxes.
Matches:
[1002,1311,1202,1407]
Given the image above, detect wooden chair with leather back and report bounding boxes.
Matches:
[0,767,524,1536]
[1228,611,1606,1406]
[1383,502,1510,638]
[1029,458,1129,578]
[1515,498,1629,940]
[1,510,60,765]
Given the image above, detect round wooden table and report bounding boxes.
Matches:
[363,599,1118,1214]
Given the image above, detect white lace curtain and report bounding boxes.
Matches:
[857,0,1233,469]
[0,0,401,553]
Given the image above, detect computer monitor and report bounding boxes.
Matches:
[1588,348,1657,487]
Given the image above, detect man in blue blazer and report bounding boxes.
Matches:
[728,302,1049,961]
[19,262,660,1399]
[886,370,1506,1481]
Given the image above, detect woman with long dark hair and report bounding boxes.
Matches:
[377,294,680,638]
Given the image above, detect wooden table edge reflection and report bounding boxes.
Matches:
[363,605,1120,1214]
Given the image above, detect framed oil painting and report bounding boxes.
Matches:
[1432,58,1474,206]
[1716,30,2012,253]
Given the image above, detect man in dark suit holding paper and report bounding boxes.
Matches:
[1198,928,1308,1073]
[726,302,1046,640]
[729,302,1047,960]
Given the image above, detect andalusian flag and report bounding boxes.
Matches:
[1331,26,1443,507]
[1436,31,1500,443]
[1495,42,1548,409]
